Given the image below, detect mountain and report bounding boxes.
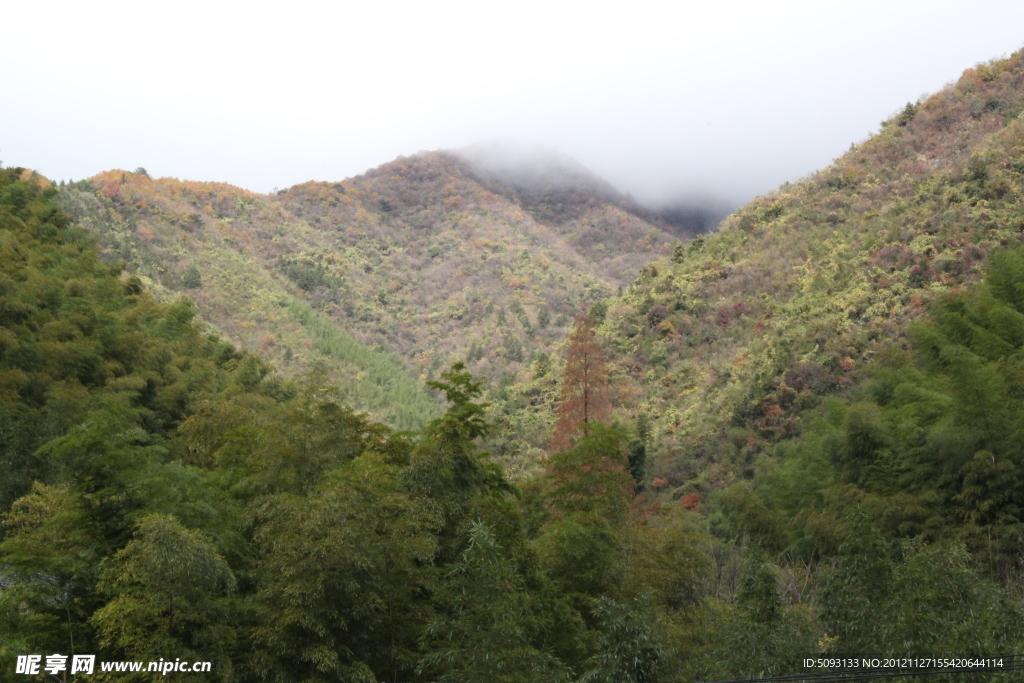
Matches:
[595,51,1024,498]
[56,53,1024,485]
[58,175,441,431]
[3,159,833,683]
[455,143,731,235]
[59,148,687,467]
[7,50,1024,683]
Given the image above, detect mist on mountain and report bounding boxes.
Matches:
[6,43,1024,683]
[639,193,733,235]
[453,141,735,237]
[454,142,621,198]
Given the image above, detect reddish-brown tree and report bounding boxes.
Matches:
[549,314,611,452]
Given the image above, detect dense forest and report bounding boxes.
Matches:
[4,49,1024,682]
[1,168,814,682]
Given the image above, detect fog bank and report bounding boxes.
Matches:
[2,1,1023,209]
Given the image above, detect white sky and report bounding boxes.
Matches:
[3,1,1023,207]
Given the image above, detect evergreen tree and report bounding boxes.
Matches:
[92,515,237,679]
[182,263,202,289]
[533,352,550,379]
[546,427,635,527]
[536,427,636,602]
[671,239,685,263]
[408,364,512,560]
[628,441,646,485]
[250,454,436,683]
[534,511,622,599]
[537,307,551,329]
[580,598,663,683]
[418,523,568,683]
[504,332,524,362]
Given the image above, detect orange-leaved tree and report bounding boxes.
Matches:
[550,314,611,452]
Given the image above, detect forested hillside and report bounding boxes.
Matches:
[6,48,1024,683]
[57,174,441,431]
[601,51,1024,500]
[59,149,684,462]
[0,168,839,682]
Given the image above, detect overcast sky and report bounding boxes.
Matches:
[3,1,1023,209]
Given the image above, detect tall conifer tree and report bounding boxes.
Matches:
[550,315,611,452]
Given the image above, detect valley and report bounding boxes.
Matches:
[3,48,1024,683]
[59,146,695,468]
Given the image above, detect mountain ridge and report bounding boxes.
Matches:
[59,148,686,459]
[6,49,1024,682]
[594,51,1024,498]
